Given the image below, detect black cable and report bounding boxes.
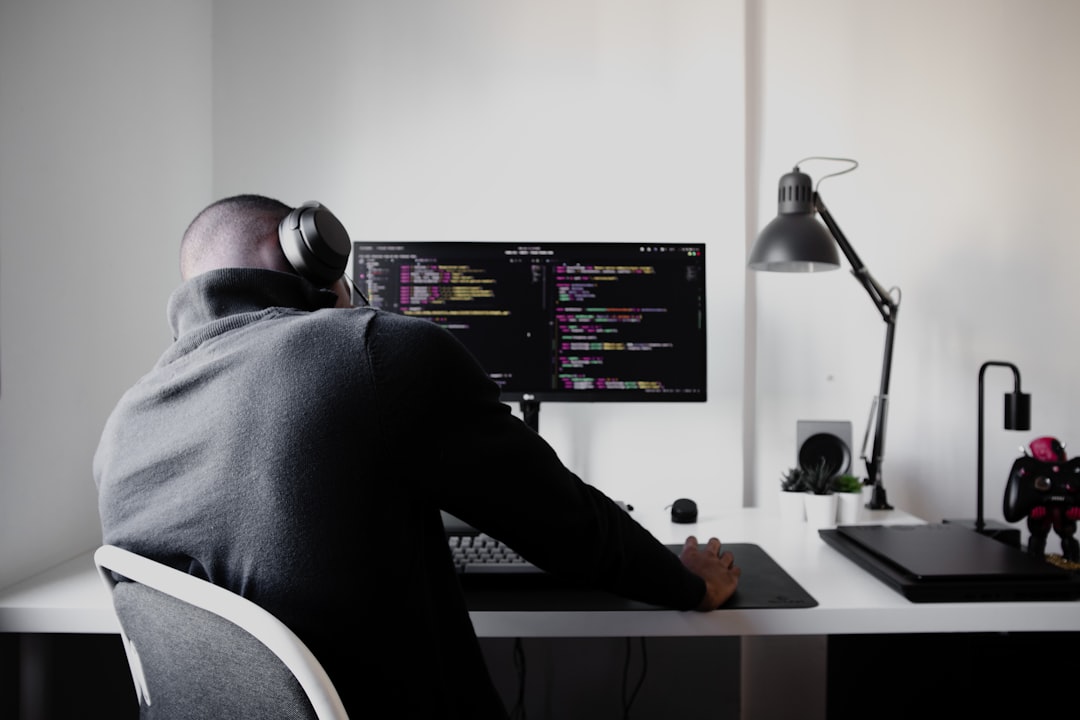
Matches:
[621,637,648,718]
[342,272,370,307]
[509,637,528,720]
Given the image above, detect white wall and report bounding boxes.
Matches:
[0,0,213,589]
[751,0,1080,538]
[210,0,748,517]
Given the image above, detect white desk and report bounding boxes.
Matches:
[3,506,1078,720]
[0,552,119,635]
[5,506,1079,637]
[470,506,1080,638]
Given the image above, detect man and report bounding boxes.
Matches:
[93,194,740,718]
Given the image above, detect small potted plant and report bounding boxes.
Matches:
[801,458,834,496]
[778,466,808,521]
[831,473,864,523]
[801,458,838,529]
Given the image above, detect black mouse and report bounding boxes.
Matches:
[671,497,698,524]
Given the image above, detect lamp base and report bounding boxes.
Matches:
[941,518,1022,549]
[865,483,893,511]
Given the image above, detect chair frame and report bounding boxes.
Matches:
[94,544,349,720]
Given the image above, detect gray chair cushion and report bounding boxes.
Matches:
[113,580,318,720]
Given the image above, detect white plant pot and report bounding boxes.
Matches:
[837,492,862,524]
[778,490,806,522]
[804,493,838,530]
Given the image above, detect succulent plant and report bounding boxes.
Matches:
[780,467,808,493]
[830,473,864,494]
[801,458,835,495]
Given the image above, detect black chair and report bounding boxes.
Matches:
[94,544,349,719]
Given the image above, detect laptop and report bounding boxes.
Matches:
[819,523,1080,603]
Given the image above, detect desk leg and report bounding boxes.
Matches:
[740,636,826,720]
[6,634,136,720]
[18,635,49,720]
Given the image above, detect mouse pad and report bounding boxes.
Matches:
[460,543,817,611]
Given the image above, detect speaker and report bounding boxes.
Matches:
[796,420,852,477]
[278,201,352,288]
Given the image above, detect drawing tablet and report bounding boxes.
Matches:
[459,543,817,611]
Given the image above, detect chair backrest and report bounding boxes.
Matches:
[94,544,349,720]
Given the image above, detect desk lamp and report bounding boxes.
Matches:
[978,361,1031,534]
[943,360,1029,543]
[748,158,898,510]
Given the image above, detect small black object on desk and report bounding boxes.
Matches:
[671,498,698,523]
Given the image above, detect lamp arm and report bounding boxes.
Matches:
[814,191,899,509]
[813,193,899,323]
[864,318,896,508]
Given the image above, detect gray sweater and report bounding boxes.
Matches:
[94,267,705,718]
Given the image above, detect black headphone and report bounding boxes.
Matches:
[277,201,351,288]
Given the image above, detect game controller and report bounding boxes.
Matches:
[1003,456,1080,522]
[1003,437,1080,562]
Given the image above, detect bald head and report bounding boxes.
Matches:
[180,195,293,280]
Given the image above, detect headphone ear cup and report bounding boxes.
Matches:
[278,201,351,288]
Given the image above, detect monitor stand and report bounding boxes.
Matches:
[520,398,540,433]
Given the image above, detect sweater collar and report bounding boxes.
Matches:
[167,268,338,341]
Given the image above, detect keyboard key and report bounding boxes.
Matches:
[448,533,540,574]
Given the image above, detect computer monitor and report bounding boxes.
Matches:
[351,242,706,426]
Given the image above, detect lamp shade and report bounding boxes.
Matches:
[748,170,841,272]
[1004,390,1031,431]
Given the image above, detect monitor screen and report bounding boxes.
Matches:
[351,242,706,402]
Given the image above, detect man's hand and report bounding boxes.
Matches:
[680,536,741,611]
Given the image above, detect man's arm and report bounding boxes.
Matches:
[368,313,739,611]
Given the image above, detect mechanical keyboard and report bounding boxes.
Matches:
[448,533,541,574]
